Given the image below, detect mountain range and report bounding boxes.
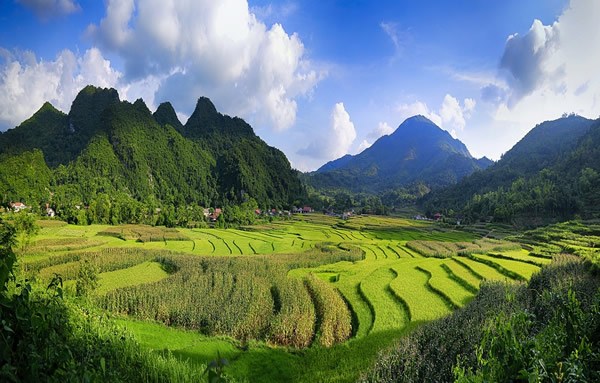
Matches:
[0,85,305,223]
[2,84,599,226]
[422,114,600,224]
[307,115,493,192]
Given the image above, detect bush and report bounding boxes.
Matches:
[361,257,600,383]
[0,218,208,382]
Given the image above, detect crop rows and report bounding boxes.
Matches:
[23,215,547,359]
[32,248,176,281]
[406,238,521,258]
[96,245,362,347]
[305,274,352,347]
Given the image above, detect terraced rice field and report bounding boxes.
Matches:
[22,214,550,382]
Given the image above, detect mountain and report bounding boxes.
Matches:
[308,115,492,193]
[422,114,598,225]
[0,86,305,223]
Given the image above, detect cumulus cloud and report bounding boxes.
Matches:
[396,94,476,135]
[87,0,322,131]
[365,121,394,142]
[500,19,560,105]
[0,48,124,130]
[17,0,80,19]
[488,0,600,126]
[356,139,371,152]
[299,102,356,160]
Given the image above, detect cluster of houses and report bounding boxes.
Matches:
[414,213,443,221]
[253,206,315,218]
[6,202,55,217]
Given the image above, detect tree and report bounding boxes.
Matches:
[13,213,39,252]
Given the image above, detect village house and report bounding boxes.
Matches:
[209,208,222,222]
[10,202,27,212]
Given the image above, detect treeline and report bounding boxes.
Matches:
[301,183,429,215]
[423,117,600,226]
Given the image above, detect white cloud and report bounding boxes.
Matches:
[17,0,80,19]
[396,94,476,134]
[356,139,371,153]
[500,19,561,106]
[489,0,600,127]
[299,102,356,160]
[366,121,394,141]
[396,100,442,127]
[0,48,123,131]
[88,0,322,131]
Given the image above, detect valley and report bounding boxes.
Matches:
[16,215,556,382]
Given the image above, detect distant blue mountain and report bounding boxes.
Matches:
[309,115,492,192]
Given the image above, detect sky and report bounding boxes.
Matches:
[1,0,598,171]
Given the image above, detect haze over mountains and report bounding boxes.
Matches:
[307,115,493,193]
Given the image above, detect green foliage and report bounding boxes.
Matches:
[305,273,352,347]
[510,220,600,265]
[0,218,16,293]
[361,256,600,383]
[406,238,520,258]
[204,353,231,383]
[0,150,52,207]
[424,116,600,226]
[456,274,600,382]
[98,247,360,347]
[269,278,315,348]
[0,85,307,223]
[76,260,99,297]
[0,217,206,382]
[11,212,39,253]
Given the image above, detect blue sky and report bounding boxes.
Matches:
[1,0,598,171]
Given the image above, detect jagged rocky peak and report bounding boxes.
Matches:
[153,101,183,130]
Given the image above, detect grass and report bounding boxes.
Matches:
[453,256,513,281]
[416,262,474,307]
[389,262,452,321]
[20,214,541,382]
[115,318,240,365]
[95,261,170,294]
[442,258,482,292]
[360,267,408,333]
[119,317,413,383]
[470,253,541,280]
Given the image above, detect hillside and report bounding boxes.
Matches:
[307,115,492,193]
[423,115,599,224]
[0,86,305,223]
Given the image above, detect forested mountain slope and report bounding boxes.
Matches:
[307,115,492,193]
[0,86,305,223]
[423,115,599,225]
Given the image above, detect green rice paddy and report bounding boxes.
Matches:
[22,214,549,382]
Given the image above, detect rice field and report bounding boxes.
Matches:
[20,214,551,382]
